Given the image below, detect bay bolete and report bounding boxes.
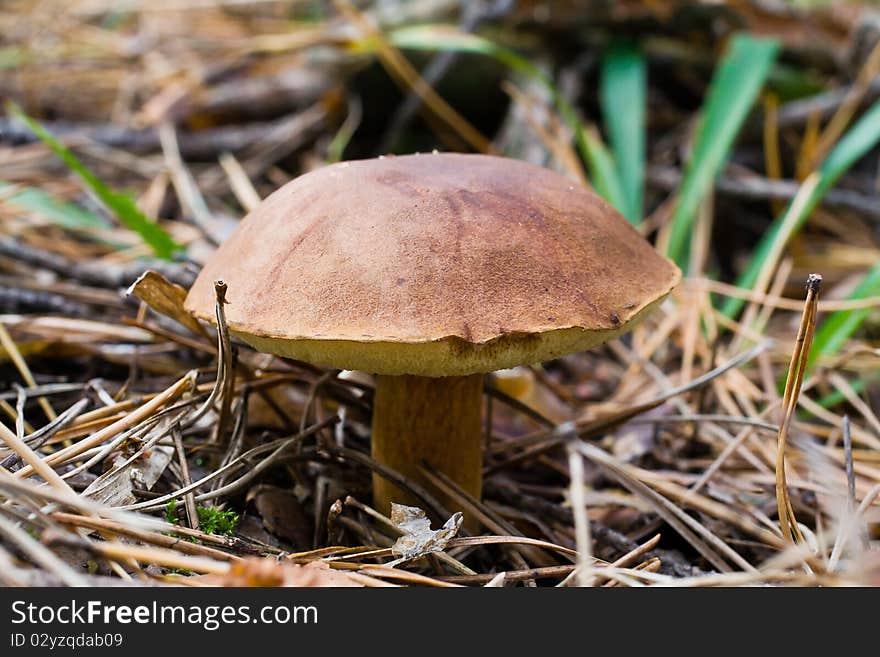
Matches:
[184,153,680,518]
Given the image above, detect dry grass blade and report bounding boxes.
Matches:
[352,564,460,587]
[12,371,197,478]
[829,480,880,571]
[842,416,858,520]
[488,341,769,470]
[209,280,235,443]
[2,1,880,589]
[0,414,75,493]
[418,461,559,570]
[1,397,88,471]
[811,39,880,168]
[340,496,476,575]
[0,321,56,420]
[171,426,199,530]
[219,152,261,211]
[326,534,578,562]
[574,441,752,573]
[158,122,218,245]
[446,536,576,557]
[692,278,880,312]
[123,419,337,511]
[0,513,88,587]
[442,565,575,585]
[775,274,821,546]
[333,0,491,153]
[559,534,663,587]
[50,512,239,562]
[566,441,594,586]
[48,534,232,575]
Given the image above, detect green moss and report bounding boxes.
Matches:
[196,506,239,537]
[164,499,179,525]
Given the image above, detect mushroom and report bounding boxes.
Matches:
[184,153,680,521]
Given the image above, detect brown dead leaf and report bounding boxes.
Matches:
[126,270,207,337]
[246,484,313,549]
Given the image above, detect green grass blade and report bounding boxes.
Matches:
[0,182,108,231]
[7,103,181,260]
[809,264,880,368]
[721,100,880,320]
[383,26,629,213]
[0,47,23,70]
[581,131,628,213]
[664,34,779,266]
[600,41,646,223]
[817,377,869,410]
[767,63,825,101]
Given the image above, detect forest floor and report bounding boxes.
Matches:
[0,1,879,587]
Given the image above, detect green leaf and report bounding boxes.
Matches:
[664,34,780,266]
[600,42,646,223]
[721,100,880,321]
[7,103,181,260]
[383,26,628,214]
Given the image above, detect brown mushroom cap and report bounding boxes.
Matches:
[185,153,680,376]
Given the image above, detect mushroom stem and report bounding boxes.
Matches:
[372,374,483,520]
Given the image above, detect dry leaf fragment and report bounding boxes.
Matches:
[246,485,313,549]
[390,504,462,561]
[81,418,177,507]
[126,270,207,337]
